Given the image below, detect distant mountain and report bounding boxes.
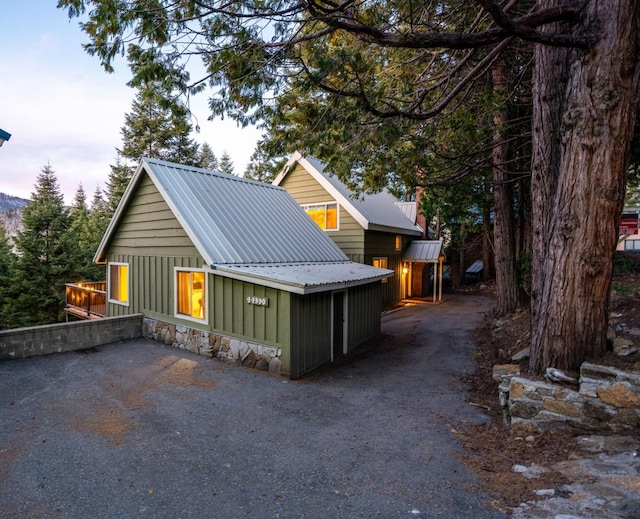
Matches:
[0,193,29,237]
[0,192,29,212]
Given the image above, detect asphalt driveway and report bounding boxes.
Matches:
[0,293,505,519]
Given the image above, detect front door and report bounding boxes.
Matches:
[332,291,346,361]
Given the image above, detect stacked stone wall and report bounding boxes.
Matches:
[142,318,282,375]
[502,362,640,434]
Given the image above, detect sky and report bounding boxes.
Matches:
[0,1,262,204]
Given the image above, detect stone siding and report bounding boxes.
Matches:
[502,362,640,434]
[143,318,282,375]
[0,314,143,360]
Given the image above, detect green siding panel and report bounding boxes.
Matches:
[106,253,292,371]
[107,174,202,259]
[279,164,365,256]
[289,292,332,379]
[347,283,382,348]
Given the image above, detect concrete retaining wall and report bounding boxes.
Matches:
[503,362,640,434]
[0,314,144,360]
[143,318,282,375]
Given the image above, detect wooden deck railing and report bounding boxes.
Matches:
[65,282,107,320]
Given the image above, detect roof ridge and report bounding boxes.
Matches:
[141,157,284,191]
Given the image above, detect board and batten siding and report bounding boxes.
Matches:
[106,253,292,357]
[347,283,383,347]
[364,231,408,308]
[105,172,292,365]
[289,291,332,379]
[279,164,365,256]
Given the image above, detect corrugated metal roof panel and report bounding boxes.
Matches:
[404,240,443,263]
[394,202,417,223]
[214,261,393,294]
[143,158,349,265]
[303,156,423,235]
[466,260,483,274]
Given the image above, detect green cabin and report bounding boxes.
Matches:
[273,153,443,307]
[94,158,392,379]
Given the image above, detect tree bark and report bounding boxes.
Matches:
[492,56,519,315]
[530,0,640,374]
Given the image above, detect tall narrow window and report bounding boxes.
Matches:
[373,257,389,283]
[108,263,129,305]
[176,269,206,321]
[302,203,339,230]
[395,235,402,251]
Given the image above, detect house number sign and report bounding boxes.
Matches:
[246,296,269,306]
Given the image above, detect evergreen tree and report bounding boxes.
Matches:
[120,84,199,166]
[4,165,72,327]
[68,184,105,281]
[198,142,218,170]
[106,153,135,215]
[218,151,235,176]
[244,141,284,183]
[0,224,16,330]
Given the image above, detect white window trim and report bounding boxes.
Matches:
[107,262,130,307]
[301,201,340,231]
[174,267,209,325]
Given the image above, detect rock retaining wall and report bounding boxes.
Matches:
[501,362,640,434]
[143,318,282,375]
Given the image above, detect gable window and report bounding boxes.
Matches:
[175,268,207,322]
[302,202,338,230]
[395,235,402,251]
[373,257,389,283]
[108,262,129,305]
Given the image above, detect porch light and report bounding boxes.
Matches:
[0,128,11,147]
[402,267,409,275]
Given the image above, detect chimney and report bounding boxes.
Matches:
[415,186,428,239]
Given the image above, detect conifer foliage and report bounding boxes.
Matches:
[3,165,73,327]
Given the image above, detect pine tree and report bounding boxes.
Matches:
[218,151,235,176]
[106,153,135,215]
[198,142,218,170]
[68,184,105,281]
[244,141,283,183]
[120,85,199,166]
[0,224,16,330]
[4,164,73,327]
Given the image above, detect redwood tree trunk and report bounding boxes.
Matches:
[492,56,519,315]
[529,0,640,374]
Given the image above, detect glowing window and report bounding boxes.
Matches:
[395,235,402,251]
[303,203,338,230]
[108,263,129,305]
[176,270,206,321]
[373,257,388,283]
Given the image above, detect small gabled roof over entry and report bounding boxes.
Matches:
[274,152,423,236]
[95,158,392,294]
[404,240,444,263]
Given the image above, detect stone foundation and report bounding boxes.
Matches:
[142,318,282,375]
[501,362,640,434]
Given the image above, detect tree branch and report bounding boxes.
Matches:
[305,1,592,49]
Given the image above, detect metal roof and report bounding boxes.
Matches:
[94,158,395,293]
[274,152,423,236]
[403,240,443,263]
[466,260,483,274]
[213,262,393,295]
[97,157,349,266]
[394,202,417,223]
